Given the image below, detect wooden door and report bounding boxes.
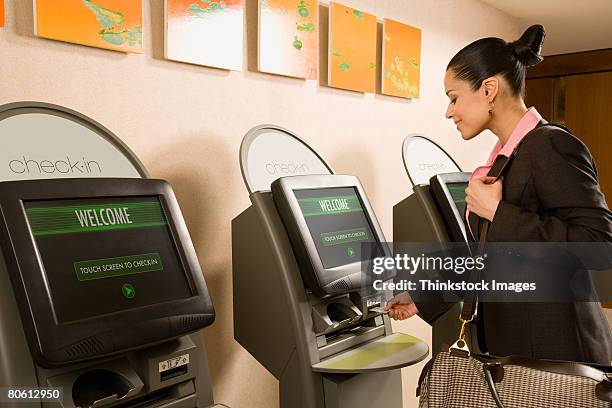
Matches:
[565,72,612,309]
[525,50,612,309]
[565,72,612,208]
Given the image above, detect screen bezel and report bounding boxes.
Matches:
[429,172,472,242]
[0,178,214,367]
[271,175,391,297]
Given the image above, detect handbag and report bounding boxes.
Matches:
[418,352,612,408]
[417,130,612,408]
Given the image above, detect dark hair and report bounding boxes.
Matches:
[447,25,545,96]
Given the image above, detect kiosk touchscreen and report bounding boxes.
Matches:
[429,173,470,242]
[0,178,213,367]
[233,125,429,408]
[271,175,386,297]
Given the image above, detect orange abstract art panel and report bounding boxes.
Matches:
[382,19,421,98]
[0,0,5,28]
[328,2,376,93]
[258,0,318,79]
[165,0,244,71]
[34,0,143,53]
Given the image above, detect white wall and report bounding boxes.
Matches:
[0,1,518,406]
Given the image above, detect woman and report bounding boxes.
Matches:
[387,25,612,365]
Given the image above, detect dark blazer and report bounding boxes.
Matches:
[420,122,612,365]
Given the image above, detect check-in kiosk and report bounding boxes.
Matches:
[393,135,477,354]
[0,102,227,408]
[232,125,429,408]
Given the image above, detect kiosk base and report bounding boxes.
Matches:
[39,336,214,408]
[323,370,402,408]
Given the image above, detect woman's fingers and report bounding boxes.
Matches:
[387,302,419,320]
[466,175,503,221]
[403,303,418,318]
[480,176,497,184]
[385,300,398,311]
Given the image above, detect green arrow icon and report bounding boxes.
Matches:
[122,283,135,299]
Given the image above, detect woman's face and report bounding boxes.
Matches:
[444,70,490,140]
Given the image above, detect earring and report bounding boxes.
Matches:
[488,101,495,115]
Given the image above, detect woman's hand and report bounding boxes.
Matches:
[466,176,503,221]
[385,300,419,320]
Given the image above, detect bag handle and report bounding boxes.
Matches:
[483,366,505,408]
[482,355,612,407]
[483,355,612,383]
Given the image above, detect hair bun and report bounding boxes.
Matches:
[509,24,545,67]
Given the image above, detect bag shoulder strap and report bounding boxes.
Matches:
[459,149,519,322]
[458,120,563,321]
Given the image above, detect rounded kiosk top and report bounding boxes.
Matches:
[240,124,333,193]
[0,102,147,182]
[402,134,461,186]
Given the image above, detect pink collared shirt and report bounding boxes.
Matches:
[466,107,543,236]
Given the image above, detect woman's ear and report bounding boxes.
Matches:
[482,77,499,102]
